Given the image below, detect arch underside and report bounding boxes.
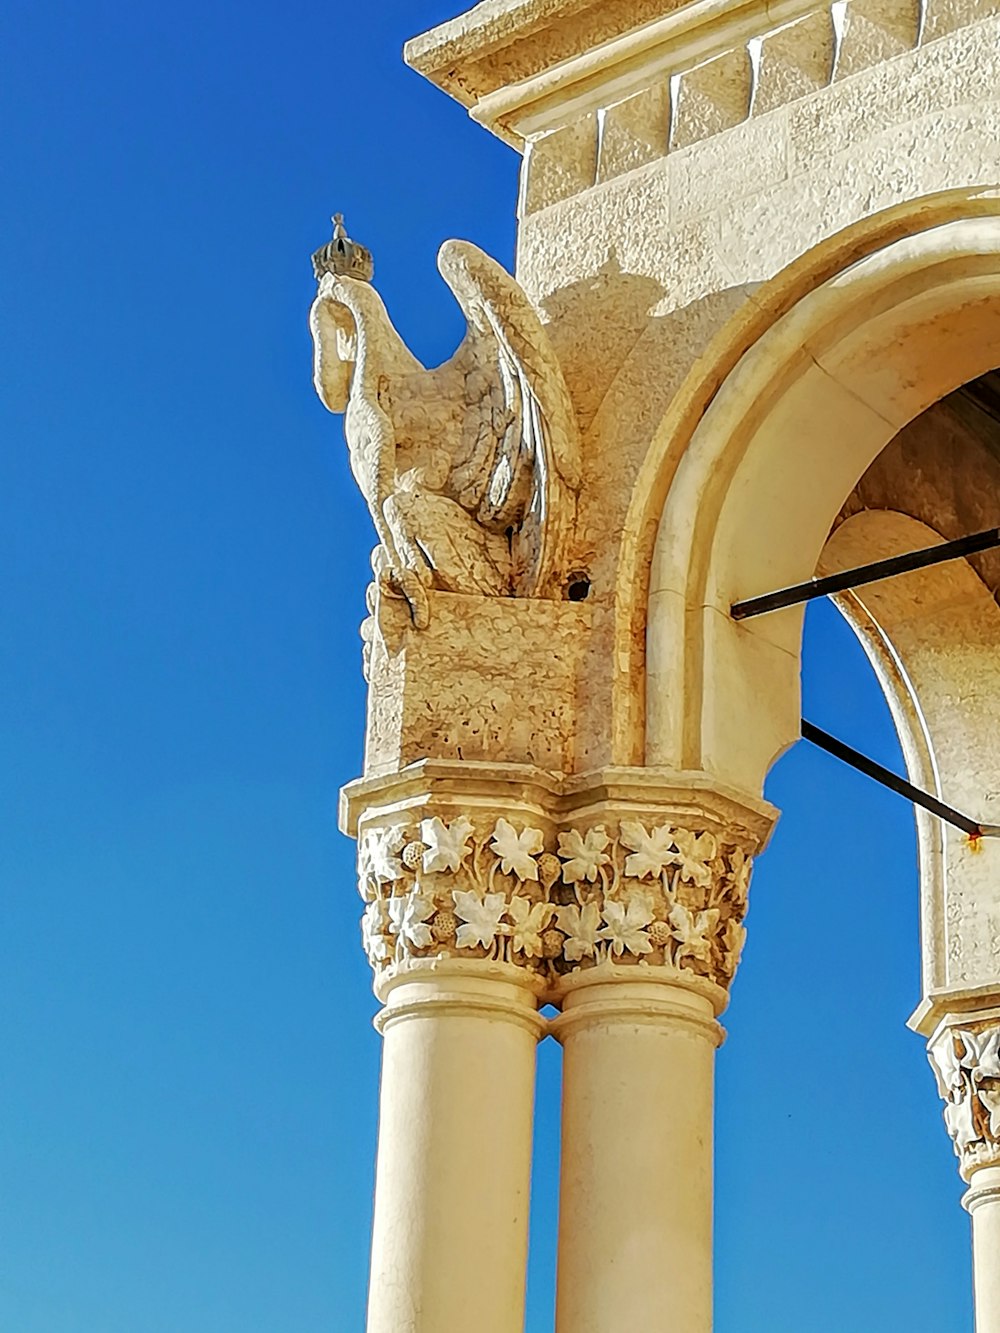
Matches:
[640,197,1000,1020]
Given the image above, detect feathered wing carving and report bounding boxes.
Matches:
[435,240,581,597]
[309,239,581,626]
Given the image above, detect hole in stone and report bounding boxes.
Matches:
[567,575,591,602]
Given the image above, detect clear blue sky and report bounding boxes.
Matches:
[1,2,971,1329]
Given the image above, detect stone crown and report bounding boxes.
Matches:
[312,213,374,283]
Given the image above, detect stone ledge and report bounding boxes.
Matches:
[404,0,692,112]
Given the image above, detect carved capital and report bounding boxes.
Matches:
[342,762,777,1007]
[929,1010,1000,1179]
[546,816,754,1007]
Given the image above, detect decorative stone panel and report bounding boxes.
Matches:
[522,117,599,215]
[671,49,753,151]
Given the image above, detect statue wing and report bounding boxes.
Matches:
[436,240,581,597]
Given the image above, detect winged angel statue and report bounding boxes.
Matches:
[309,220,581,629]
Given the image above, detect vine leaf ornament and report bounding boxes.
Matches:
[359,825,406,896]
[362,901,392,962]
[720,917,747,972]
[507,896,556,958]
[670,830,718,887]
[620,820,677,880]
[419,816,474,874]
[929,1023,1000,1159]
[490,819,544,881]
[556,902,602,962]
[310,221,582,628]
[355,815,759,991]
[388,892,436,950]
[558,826,611,883]
[945,1095,979,1152]
[669,903,720,963]
[599,894,655,957]
[453,889,509,950]
[963,1027,1000,1080]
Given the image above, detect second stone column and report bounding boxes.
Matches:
[546,777,775,1333]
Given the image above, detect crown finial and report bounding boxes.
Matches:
[312,212,374,283]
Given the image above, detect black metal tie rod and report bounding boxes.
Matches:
[732,527,1000,621]
[801,719,999,839]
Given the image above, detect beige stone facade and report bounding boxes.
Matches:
[310,0,1000,1327]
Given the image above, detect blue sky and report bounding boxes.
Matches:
[1,2,971,1328]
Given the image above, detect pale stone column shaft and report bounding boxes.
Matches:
[967,1166,1000,1333]
[552,978,722,1333]
[367,972,544,1333]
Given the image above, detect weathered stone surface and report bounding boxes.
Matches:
[923,0,1000,42]
[752,11,836,116]
[670,114,789,221]
[597,81,671,182]
[671,49,753,150]
[835,0,921,81]
[522,115,598,213]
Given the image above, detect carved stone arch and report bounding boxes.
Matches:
[612,186,1000,768]
[634,194,1000,772]
[820,510,1000,1008]
[630,190,1000,1028]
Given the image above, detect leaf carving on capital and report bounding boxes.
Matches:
[490,819,544,882]
[929,1023,1000,1167]
[419,816,474,874]
[358,825,407,900]
[355,814,756,991]
[620,820,677,881]
[598,893,655,958]
[557,826,611,884]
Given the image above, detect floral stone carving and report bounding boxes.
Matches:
[929,1021,1000,1173]
[310,227,582,631]
[356,813,754,994]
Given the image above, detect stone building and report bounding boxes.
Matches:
[309,0,1000,1328]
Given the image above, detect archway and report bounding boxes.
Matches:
[638,194,1000,1327]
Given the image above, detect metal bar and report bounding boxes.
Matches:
[801,719,984,837]
[731,527,1000,621]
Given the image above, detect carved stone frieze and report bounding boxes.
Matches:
[929,1016,1000,1176]
[355,807,756,998]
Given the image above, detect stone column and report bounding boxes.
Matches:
[368,967,543,1333]
[546,780,775,1333]
[343,769,558,1333]
[929,1009,1000,1333]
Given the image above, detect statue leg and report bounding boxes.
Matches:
[381,493,432,629]
[385,489,512,597]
